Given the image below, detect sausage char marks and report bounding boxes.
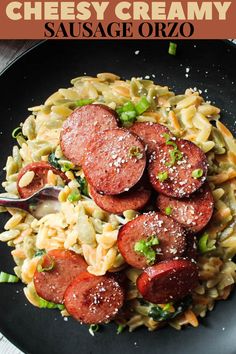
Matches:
[156,183,214,233]
[148,139,208,198]
[83,128,146,195]
[64,272,124,324]
[117,212,186,269]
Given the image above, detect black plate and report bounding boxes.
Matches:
[0,40,236,354]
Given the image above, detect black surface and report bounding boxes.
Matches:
[0,40,236,354]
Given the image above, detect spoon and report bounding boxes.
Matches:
[0,187,62,219]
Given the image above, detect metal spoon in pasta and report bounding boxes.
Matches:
[0,187,62,219]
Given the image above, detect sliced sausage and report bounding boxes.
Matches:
[89,184,151,214]
[64,272,124,324]
[117,212,186,269]
[156,183,214,233]
[148,139,208,198]
[130,122,171,154]
[60,104,118,166]
[83,128,146,195]
[34,250,88,304]
[184,234,198,261]
[136,259,198,303]
[17,162,69,198]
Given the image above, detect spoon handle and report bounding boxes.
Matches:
[0,197,29,212]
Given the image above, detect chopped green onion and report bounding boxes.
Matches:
[167,149,183,166]
[134,235,159,265]
[135,96,150,115]
[198,233,216,254]
[157,171,168,182]
[165,206,172,216]
[117,324,125,334]
[60,161,74,172]
[162,134,183,166]
[67,190,81,202]
[39,297,65,310]
[34,249,46,257]
[122,101,136,112]
[89,324,100,336]
[192,169,203,179]
[76,176,89,196]
[48,153,61,170]
[37,255,55,273]
[120,111,137,127]
[75,99,94,107]
[128,146,143,160]
[168,42,177,56]
[12,126,23,139]
[0,271,19,283]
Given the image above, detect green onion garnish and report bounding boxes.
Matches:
[39,297,65,310]
[120,111,137,126]
[67,191,81,203]
[76,176,89,196]
[168,42,177,56]
[198,232,216,254]
[134,235,159,265]
[135,96,150,115]
[128,146,143,160]
[117,324,125,334]
[34,249,46,257]
[122,101,136,112]
[48,153,61,170]
[12,126,23,139]
[37,255,55,273]
[0,271,19,283]
[116,96,150,127]
[89,324,100,336]
[75,99,95,107]
[60,161,74,172]
[163,133,183,166]
[157,171,168,182]
[165,206,172,216]
[192,169,203,179]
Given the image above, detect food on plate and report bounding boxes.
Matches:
[117,212,186,269]
[148,138,208,198]
[64,272,124,324]
[1,73,236,333]
[34,249,87,304]
[136,259,198,303]
[89,184,151,214]
[83,128,146,195]
[129,121,171,154]
[60,104,119,165]
[156,183,214,233]
[17,161,69,198]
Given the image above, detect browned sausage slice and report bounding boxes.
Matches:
[83,128,146,195]
[156,183,214,233]
[184,234,198,261]
[64,272,124,324]
[60,104,119,166]
[148,139,208,198]
[34,250,88,304]
[130,122,171,154]
[117,212,186,269]
[89,184,151,214]
[17,162,69,198]
[136,259,198,303]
